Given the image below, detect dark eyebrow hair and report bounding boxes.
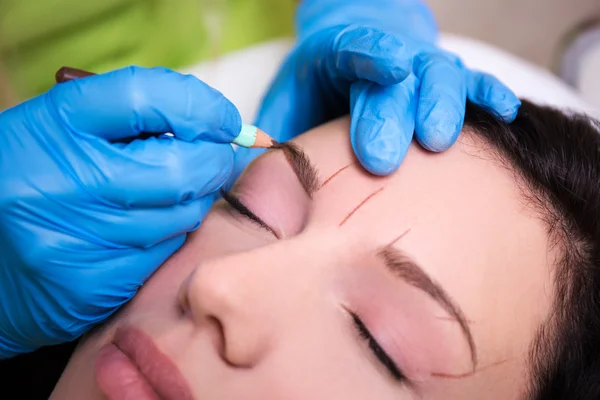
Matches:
[270,142,320,197]
[378,246,478,370]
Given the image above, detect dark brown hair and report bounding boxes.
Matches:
[464,100,600,400]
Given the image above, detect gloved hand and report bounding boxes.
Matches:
[0,66,240,358]
[232,0,521,179]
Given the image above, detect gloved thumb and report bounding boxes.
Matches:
[48,66,242,143]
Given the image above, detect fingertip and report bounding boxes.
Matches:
[352,117,405,176]
[412,51,466,152]
[359,153,401,176]
[503,109,520,123]
[467,71,521,122]
[220,100,243,139]
[206,144,236,193]
[349,79,418,175]
[416,126,461,152]
[493,89,521,122]
[416,101,464,152]
[499,104,520,123]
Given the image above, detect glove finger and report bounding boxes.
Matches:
[48,66,241,142]
[325,26,412,85]
[413,51,467,152]
[82,136,234,208]
[250,59,324,189]
[252,26,411,151]
[466,70,521,122]
[9,233,186,348]
[350,76,419,176]
[83,196,214,248]
[254,59,322,142]
[56,234,187,340]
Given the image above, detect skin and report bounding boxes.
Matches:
[51,117,555,399]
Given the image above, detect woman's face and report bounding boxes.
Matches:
[52,118,554,400]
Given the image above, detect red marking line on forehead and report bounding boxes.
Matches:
[386,229,412,247]
[339,187,385,227]
[318,162,356,190]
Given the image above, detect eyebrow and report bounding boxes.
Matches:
[377,246,477,370]
[270,143,320,197]
[268,144,476,366]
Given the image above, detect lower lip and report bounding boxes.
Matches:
[95,327,194,400]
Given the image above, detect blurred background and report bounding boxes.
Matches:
[429,0,600,108]
[430,0,598,68]
[1,0,599,109]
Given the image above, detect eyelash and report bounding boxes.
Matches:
[350,312,405,383]
[221,189,403,382]
[219,189,276,235]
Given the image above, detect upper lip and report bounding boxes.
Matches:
[113,325,195,400]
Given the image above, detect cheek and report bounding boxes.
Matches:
[186,208,273,258]
[110,210,272,317]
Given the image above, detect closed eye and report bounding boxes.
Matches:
[351,312,405,383]
[219,189,277,236]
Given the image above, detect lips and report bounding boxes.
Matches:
[95,326,194,400]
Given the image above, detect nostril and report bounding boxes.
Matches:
[204,315,252,369]
[177,261,266,369]
[206,316,230,365]
[177,275,192,314]
[177,298,188,317]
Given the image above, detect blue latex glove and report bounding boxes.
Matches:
[0,66,240,358]
[232,0,521,179]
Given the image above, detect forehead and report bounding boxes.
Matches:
[290,119,550,256]
[290,117,554,385]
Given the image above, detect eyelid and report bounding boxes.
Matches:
[270,142,320,197]
[348,310,406,383]
[219,189,278,237]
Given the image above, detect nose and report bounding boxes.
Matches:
[178,247,286,368]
